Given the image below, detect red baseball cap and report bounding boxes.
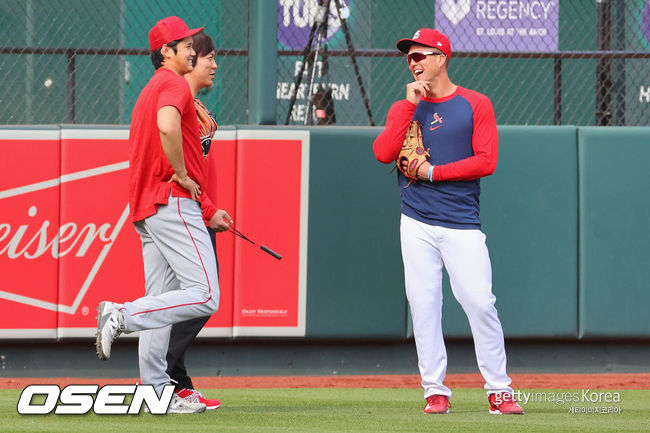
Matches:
[148,16,204,51]
[396,28,451,58]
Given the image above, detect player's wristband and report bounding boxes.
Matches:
[427,165,434,182]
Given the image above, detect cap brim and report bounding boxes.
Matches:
[396,38,415,53]
[396,38,437,53]
[177,26,204,42]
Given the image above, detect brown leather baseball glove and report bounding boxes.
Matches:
[396,120,429,184]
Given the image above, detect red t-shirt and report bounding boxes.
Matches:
[128,67,209,223]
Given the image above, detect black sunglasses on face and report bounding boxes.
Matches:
[407,51,445,63]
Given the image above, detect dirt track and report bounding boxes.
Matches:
[2,373,649,390]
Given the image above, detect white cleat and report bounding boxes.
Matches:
[95,301,125,360]
[166,394,207,414]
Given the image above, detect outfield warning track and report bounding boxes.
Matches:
[1,373,649,390]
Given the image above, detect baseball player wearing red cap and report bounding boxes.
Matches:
[373,28,523,415]
[95,16,225,414]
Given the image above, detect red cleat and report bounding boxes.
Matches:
[488,392,524,415]
[175,388,221,410]
[423,394,451,414]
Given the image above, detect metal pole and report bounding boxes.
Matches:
[67,51,75,123]
[596,0,612,126]
[553,57,562,125]
[119,0,126,124]
[248,0,278,124]
[25,0,34,123]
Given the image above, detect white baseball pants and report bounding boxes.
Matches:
[400,214,512,398]
[119,196,219,394]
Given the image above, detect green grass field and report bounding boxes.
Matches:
[2,388,648,433]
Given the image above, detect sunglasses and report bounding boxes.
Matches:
[406,51,445,63]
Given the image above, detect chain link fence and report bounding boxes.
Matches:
[0,0,248,125]
[278,0,650,126]
[1,0,649,126]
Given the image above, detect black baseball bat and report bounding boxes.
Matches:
[227,226,282,260]
[260,245,282,260]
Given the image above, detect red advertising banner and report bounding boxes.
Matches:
[201,130,236,336]
[0,127,308,339]
[56,129,141,337]
[232,131,309,337]
[0,130,61,338]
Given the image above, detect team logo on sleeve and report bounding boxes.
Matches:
[430,112,443,131]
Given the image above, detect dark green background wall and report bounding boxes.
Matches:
[306,127,405,339]
[578,127,650,338]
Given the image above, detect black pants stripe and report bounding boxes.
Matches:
[166,227,218,389]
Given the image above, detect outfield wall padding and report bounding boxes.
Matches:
[1,125,649,340]
[305,127,406,339]
[578,127,650,338]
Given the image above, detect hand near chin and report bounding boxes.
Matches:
[406,81,430,105]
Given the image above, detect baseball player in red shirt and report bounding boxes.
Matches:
[95,16,226,414]
[373,29,523,415]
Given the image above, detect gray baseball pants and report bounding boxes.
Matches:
[118,195,219,395]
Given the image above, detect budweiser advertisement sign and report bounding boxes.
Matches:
[0,128,308,339]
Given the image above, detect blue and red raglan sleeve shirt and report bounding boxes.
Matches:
[372,86,498,229]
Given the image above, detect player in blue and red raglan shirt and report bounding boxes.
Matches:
[373,28,523,416]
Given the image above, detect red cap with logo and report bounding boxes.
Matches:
[396,28,451,58]
[148,16,204,51]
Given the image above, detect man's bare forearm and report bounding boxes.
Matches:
[158,106,188,179]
